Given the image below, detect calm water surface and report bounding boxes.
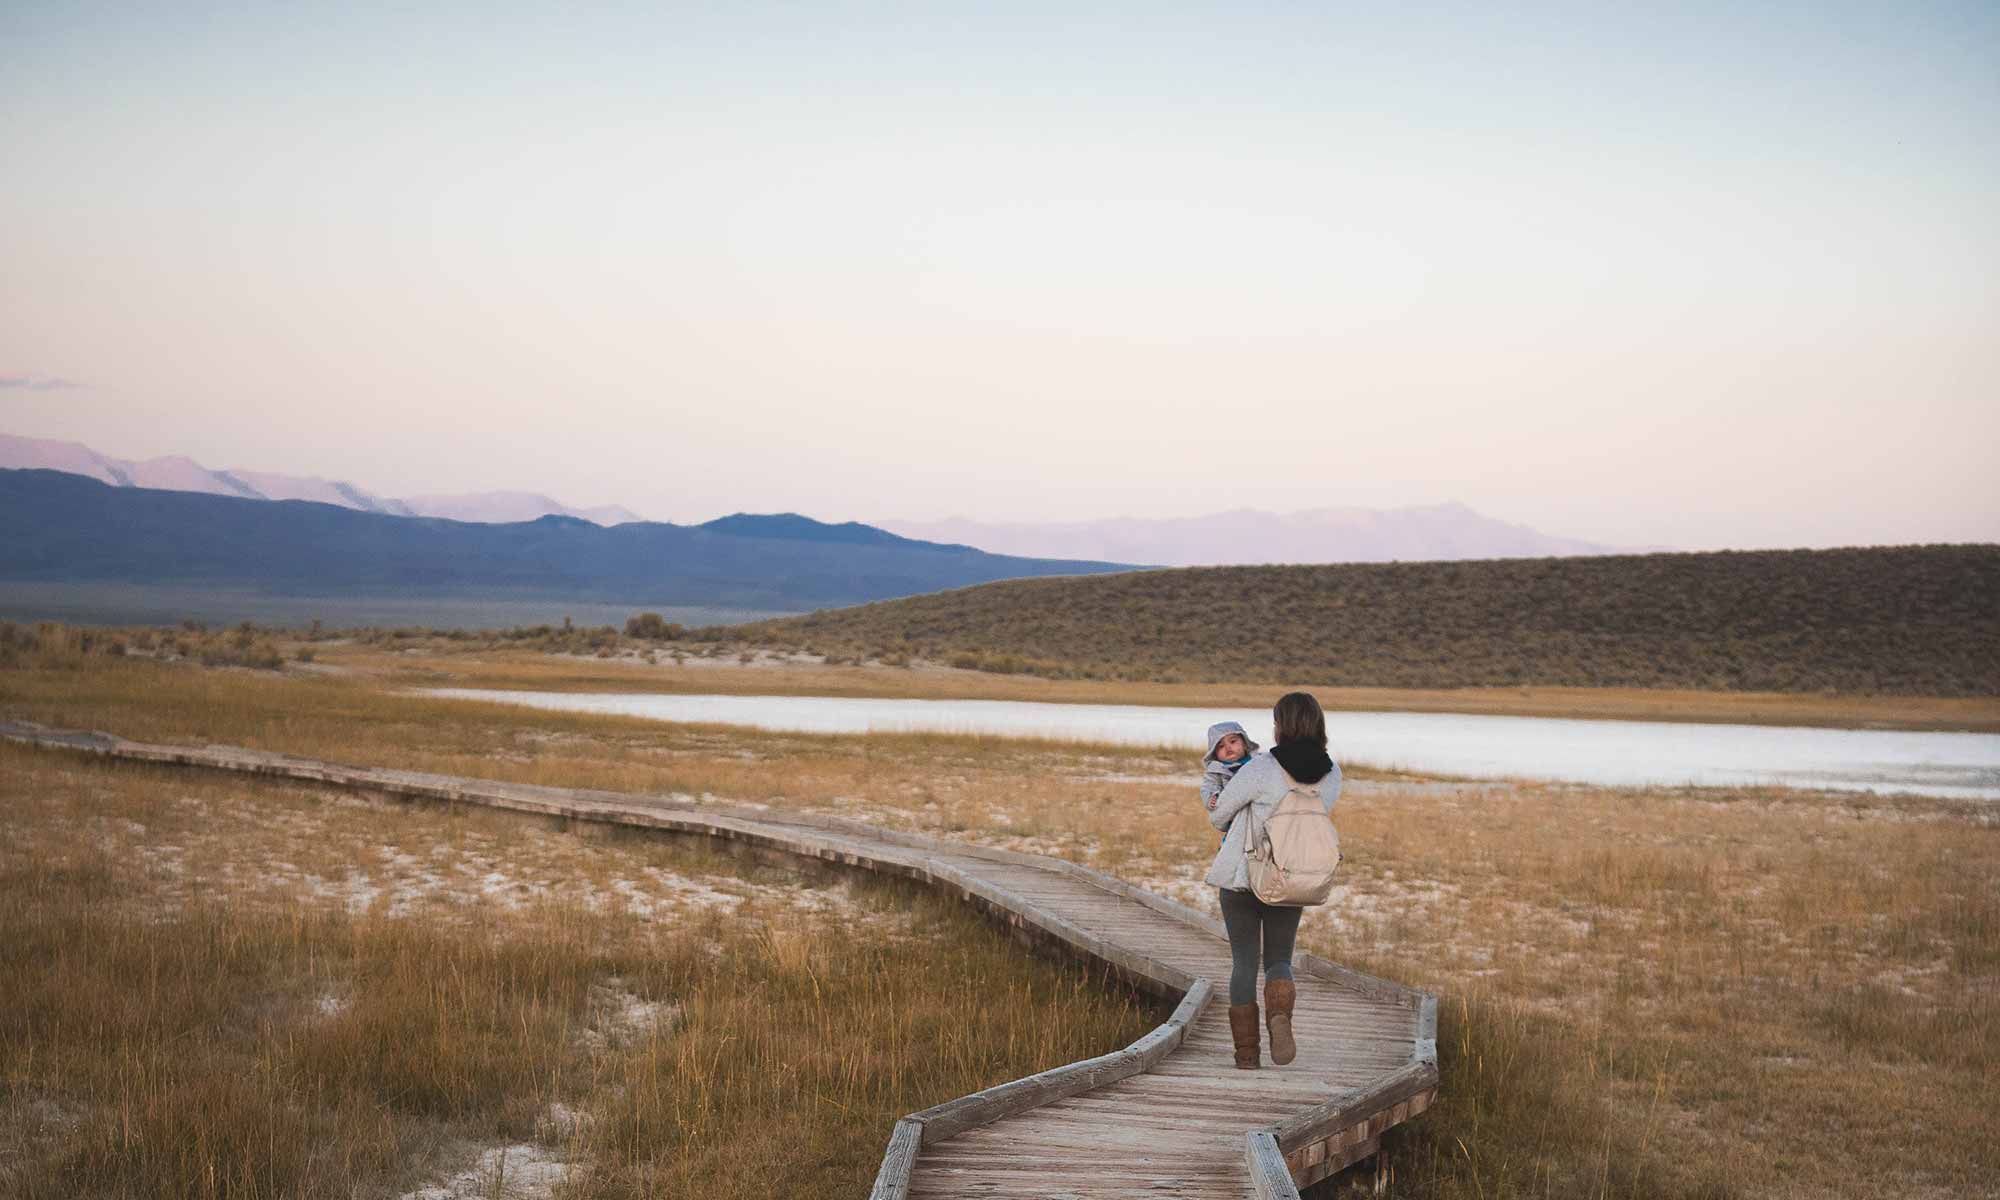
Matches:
[425,689,2000,800]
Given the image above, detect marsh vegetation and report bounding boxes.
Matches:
[3,646,1995,1197]
[0,746,1153,1199]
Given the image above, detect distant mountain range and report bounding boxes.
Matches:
[0,433,642,525]
[0,469,1128,612]
[879,506,1640,567]
[2,432,1645,564]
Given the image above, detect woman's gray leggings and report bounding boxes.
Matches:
[1218,887,1301,1005]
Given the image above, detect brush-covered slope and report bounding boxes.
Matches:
[0,469,1128,611]
[735,545,2000,695]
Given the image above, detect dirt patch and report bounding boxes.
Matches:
[400,1142,569,1200]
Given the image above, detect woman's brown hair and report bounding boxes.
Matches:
[1272,691,1327,748]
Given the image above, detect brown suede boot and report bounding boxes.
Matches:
[1228,1002,1261,1069]
[1265,978,1297,1066]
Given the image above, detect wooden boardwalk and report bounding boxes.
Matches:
[1,720,1438,1198]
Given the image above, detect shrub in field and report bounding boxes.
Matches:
[0,621,128,670]
[624,612,687,640]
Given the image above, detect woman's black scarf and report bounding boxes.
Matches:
[1270,740,1334,784]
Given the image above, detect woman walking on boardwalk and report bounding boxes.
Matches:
[1204,692,1341,1069]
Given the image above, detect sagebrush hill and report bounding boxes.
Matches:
[731,545,2000,695]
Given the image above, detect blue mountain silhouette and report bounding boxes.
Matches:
[0,469,1129,611]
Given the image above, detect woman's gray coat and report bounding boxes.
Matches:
[1203,751,1340,890]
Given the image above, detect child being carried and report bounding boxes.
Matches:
[1201,721,1259,826]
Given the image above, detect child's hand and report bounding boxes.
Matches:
[1205,794,1218,811]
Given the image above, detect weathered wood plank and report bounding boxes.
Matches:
[975,1089,1290,1125]
[870,1118,925,1200]
[916,1153,1244,1173]
[1107,1075,1336,1101]
[930,1124,1241,1153]
[910,1175,1246,1197]
[911,1047,1140,1142]
[1264,1061,1441,1152]
[1293,950,1426,1006]
[1246,1130,1301,1200]
[1416,992,1439,1065]
[1292,1132,1379,1190]
[1028,1094,1303,1129]
[1128,976,1214,1067]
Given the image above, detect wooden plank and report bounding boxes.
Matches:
[870,1118,925,1200]
[1281,1008,1415,1030]
[1293,1133,1378,1189]
[1107,1074,1336,1101]
[912,1173,1246,1194]
[1028,1102,1300,1132]
[1154,1043,1415,1068]
[916,1155,1243,1174]
[982,1092,1291,1128]
[1416,992,1439,1065]
[1031,856,1238,940]
[1263,1061,1441,1153]
[1033,1094,1303,1129]
[910,1047,1141,1142]
[1185,1015,1412,1037]
[916,1141,1240,1164]
[1293,950,1428,1006]
[928,1124,1239,1155]
[911,1174,1246,1195]
[1246,1130,1301,1200]
[1128,976,1214,1067]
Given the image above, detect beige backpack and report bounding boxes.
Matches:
[1246,784,1341,906]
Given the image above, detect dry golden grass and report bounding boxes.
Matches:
[5,649,1997,1198]
[1332,783,1998,1198]
[0,744,1153,1199]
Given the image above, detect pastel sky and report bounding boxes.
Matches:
[3,1,1995,550]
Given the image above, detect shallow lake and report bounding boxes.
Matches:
[424,689,2000,801]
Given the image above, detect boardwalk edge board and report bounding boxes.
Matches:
[1,721,1440,1195]
[1246,1130,1300,1200]
[867,1119,925,1200]
[1126,976,1215,1062]
[1417,993,1439,1065]
[1261,1060,1440,1187]
[903,976,1215,1144]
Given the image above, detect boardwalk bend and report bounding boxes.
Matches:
[3,720,1439,1198]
